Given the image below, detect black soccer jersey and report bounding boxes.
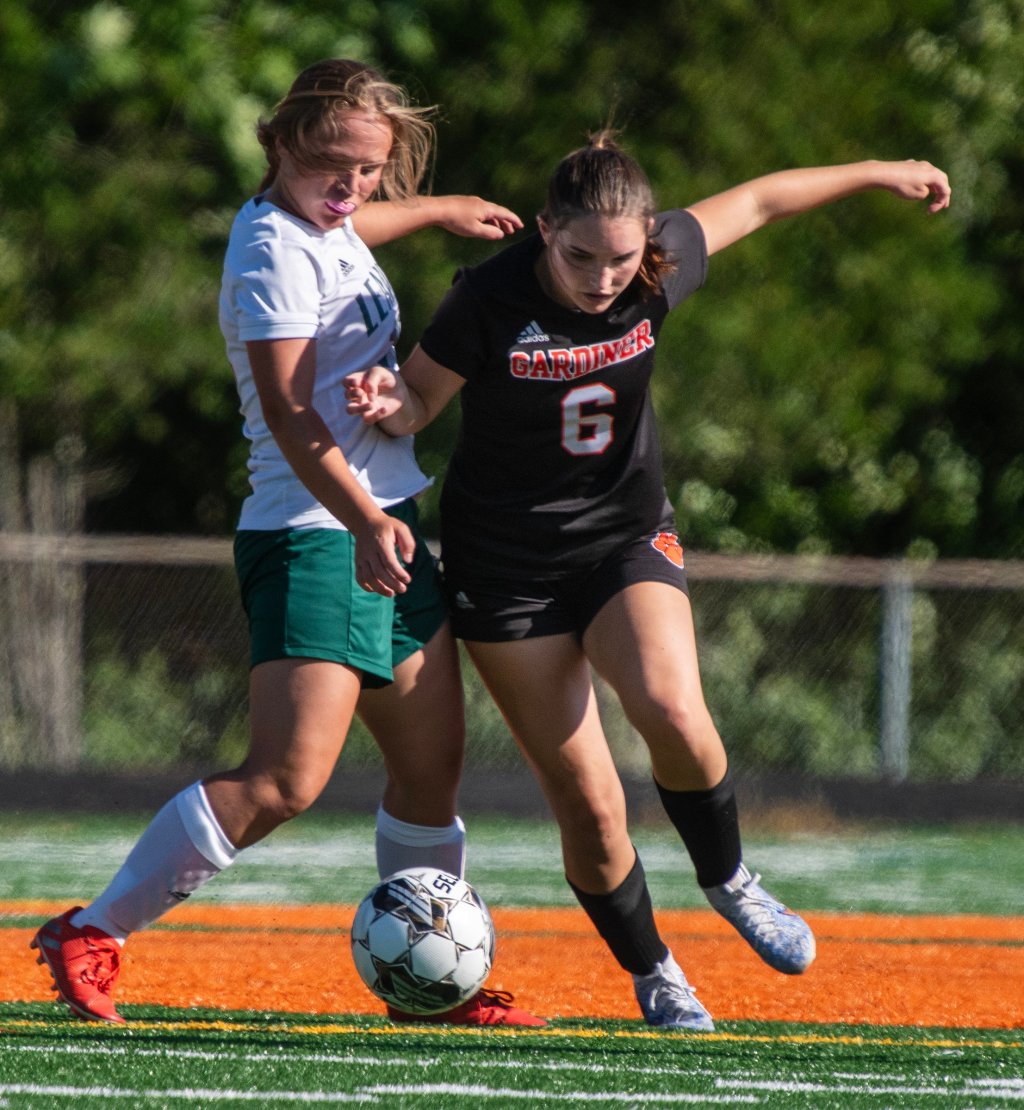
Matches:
[419,208,708,580]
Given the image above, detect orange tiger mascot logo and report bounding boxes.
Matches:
[651,531,685,568]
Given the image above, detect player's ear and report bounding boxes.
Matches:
[536,215,553,247]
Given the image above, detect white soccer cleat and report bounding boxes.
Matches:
[632,953,715,1032]
[704,863,816,975]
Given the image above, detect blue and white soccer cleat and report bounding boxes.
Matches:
[632,953,715,1032]
[704,863,816,975]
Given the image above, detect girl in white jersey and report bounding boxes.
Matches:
[347,133,951,1031]
[31,59,543,1028]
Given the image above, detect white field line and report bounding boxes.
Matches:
[354,1088,757,1104]
[1,1040,743,1079]
[6,1080,1024,1107]
[6,1043,1022,1104]
[0,1082,752,1106]
[720,1077,1024,1100]
[0,1087,377,1104]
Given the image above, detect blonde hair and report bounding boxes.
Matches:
[540,130,674,297]
[256,59,436,200]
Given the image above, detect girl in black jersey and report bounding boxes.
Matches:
[347,135,951,1030]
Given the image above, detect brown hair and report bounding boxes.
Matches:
[256,59,436,200]
[540,130,674,297]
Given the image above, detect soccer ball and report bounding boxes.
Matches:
[350,867,495,1015]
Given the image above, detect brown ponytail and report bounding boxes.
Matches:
[540,131,674,297]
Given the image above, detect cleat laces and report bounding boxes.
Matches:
[633,955,715,1032]
[705,863,816,975]
[79,943,120,993]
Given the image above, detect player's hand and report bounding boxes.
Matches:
[434,196,524,240]
[353,513,415,597]
[345,366,407,423]
[883,160,951,213]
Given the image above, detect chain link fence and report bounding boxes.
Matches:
[1,534,1021,786]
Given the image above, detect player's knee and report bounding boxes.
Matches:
[556,787,627,849]
[251,771,325,825]
[635,691,716,749]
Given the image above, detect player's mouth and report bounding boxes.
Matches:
[325,199,356,217]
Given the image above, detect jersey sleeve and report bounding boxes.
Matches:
[653,209,708,311]
[230,233,322,342]
[417,273,487,382]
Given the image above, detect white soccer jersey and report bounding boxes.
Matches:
[220,196,429,530]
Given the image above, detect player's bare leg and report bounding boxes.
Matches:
[32,658,360,1024]
[466,633,636,894]
[363,624,544,1026]
[585,582,815,975]
[359,620,468,879]
[467,632,714,1029]
[583,582,726,792]
[204,658,361,848]
[359,620,464,830]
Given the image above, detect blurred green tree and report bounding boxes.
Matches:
[0,0,1021,557]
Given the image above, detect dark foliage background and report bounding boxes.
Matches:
[2,0,1022,558]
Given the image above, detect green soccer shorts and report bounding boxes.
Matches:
[234,498,446,688]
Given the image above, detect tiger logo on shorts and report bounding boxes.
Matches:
[651,531,685,568]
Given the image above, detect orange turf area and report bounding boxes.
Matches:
[5,901,1022,1029]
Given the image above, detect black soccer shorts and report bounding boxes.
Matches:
[440,525,690,642]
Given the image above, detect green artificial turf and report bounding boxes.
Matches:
[2,812,1023,915]
[3,813,1022,1108]
[1,1003,1021,1108]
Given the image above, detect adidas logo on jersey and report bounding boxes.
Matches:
[338,258,355,277]
[515,320,551,344]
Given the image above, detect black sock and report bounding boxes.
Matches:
[566,851,668,976]
[655,768,742,889]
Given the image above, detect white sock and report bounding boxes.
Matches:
[72,782,238,943]
[375,805,466,880]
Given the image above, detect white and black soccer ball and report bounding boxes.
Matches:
[350,867,495,1015]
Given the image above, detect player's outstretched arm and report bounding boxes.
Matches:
[352,197,523,247]
[687,159,951,257]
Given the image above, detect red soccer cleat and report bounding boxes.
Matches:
[30,907,125,1024]
[387,988,547,1026]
